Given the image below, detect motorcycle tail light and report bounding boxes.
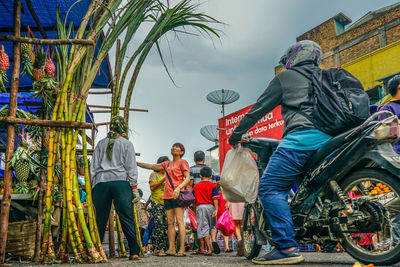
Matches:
[371,116,400,140]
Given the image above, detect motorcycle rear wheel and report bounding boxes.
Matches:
[337,168,400,265]
[242,203,262,259]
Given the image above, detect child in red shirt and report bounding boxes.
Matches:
[192,166,219,255]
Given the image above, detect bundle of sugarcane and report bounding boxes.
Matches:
[40,0,220,263]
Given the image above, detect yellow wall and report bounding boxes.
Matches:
[342,40,400,89]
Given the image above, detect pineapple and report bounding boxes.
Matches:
[9,146,32,185]
[33,48,45,69]
[29,51,35,64]
[21,41,32,55]
[0,46,10,71]
[33,68,44,81]
[0,46,9,92]
[13,160,30,184]
[45,59,55,76]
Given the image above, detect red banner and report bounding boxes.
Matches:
[218,105,284,170]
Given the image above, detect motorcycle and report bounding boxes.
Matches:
[240,111,400,265]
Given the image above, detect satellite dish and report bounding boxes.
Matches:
[200,125,219,144]
[206,89,240,116]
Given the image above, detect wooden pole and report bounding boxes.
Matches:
[108,205,115,258]
[88,91,112,95]
[0,35,95,46]
[94,122,110,126]
[0,117,93,129]
[0,0,21,263]
[25,0,47,39]
[88,110,112,114]
[34,126,47,262]
[88,105,148,112]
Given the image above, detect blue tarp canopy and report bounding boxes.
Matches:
[0,92,94,123]
[0,0,112,90]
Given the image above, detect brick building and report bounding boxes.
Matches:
[276,3,400,77]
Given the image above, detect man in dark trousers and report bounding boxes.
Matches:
[91,116,141,260]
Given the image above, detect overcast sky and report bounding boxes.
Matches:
[87,0,400,198]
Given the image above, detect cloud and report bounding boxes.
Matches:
[89,0,400,198]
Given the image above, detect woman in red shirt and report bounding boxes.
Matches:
[137,143,191,257]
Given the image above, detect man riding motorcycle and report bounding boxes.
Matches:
[229,40,331,265]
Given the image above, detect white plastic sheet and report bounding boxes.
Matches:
[220,145,259,203]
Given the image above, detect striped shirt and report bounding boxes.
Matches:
[190,164,216,185]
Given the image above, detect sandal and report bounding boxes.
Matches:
[225,248,233,253]
[204,251,213,256]
[129,255,140,260]
[191,250,206,255]
[212,242,220,255]
[158,251,167,257]
[175,252,186,257]
[165,250,176,256]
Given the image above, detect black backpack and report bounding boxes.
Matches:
[291,67,370,136]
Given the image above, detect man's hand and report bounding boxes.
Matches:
[229,134,250,147]
[173,187,180,199]
[212,209,218,218]
[132,189,141,203]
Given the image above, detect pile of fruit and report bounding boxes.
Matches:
[20,43,58,101]
[0,179,38,195]
[370,183,391,195]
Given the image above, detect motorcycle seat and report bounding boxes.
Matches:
[305,121,379,170]
[304,128,353,170]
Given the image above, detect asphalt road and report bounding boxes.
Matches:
[12,251,400,267]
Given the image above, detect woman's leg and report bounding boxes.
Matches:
[174,207,186,254]
[152,201,169,253]
[223,235,231,251]
[234,220,242,241]
[234,220,243,256]
[166,208,176,254]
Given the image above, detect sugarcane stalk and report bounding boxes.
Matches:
[57,186,69,262]
[115,215,127,257]
[71,159,101,262]
[41,129,59,261]
[133,204,144,255]
[63,129,86,259]
[81,126,108,261]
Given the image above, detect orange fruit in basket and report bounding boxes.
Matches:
[377,183,382,187]
[370,190,378,195]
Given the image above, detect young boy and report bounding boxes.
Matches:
[192,166,219,256]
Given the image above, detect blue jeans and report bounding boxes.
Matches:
[258,147,315,249]
[143,215,155,246]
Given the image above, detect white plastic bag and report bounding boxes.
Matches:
[183,207,191,228]
[220,145,259,203]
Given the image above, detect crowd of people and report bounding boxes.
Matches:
[137,148,245,257]
[90,117,245,260]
